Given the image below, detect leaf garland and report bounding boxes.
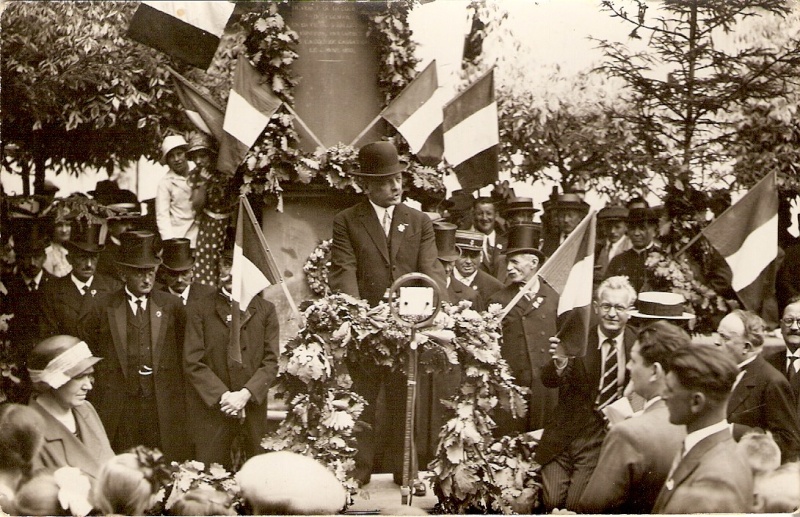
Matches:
[263,294,530,511]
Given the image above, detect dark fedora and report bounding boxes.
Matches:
[351,141,407,177]
[115,231,162,269]
[504,224,545,262]
[502,197,539,214]
[552,193,590,212]
[90,180,138,206]
[455,230,485,252]
[433,221,460,262]
[446,190,476,214]
[64,222,106,254]
[15,237,48,258]
[161,238,194,272]
[597,206,629,221]
[627,207,659,225]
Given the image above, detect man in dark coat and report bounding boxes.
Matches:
[470,197,505,278]
[39,222,120,339]
[183,249,279,470]
[80,231,191,461]
[541,193,589,258]
[718,310,800,463]
[96,202,140,281]
[488,224,558,435]
[605,207,660,292]
[452,230,504,304]
[536,276,638,511]
[329,141,447,486]
[765,295,800,416]
[157,238,215,306]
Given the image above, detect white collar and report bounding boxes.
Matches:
[454,270,478,286]
[124,286,148,312]
[518,276,540,297]
[70,274,93,293]
[169,285,190,299]
[737,354,758,370]
[642,395,662,412]
[684,420,730,457]
[632,242,655,253]
[110,235,121,246]
[597,328,624,349]
[23,269,44,287]
[369,201,396,220]
[220,287,233,302]
[786,347,800,359]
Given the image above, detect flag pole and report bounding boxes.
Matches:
[282,103,327,151]
[230,300,243,364]
[165,65,226,112]
[241,196,302,322]
[349,114,383,147]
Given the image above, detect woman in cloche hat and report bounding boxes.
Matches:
[26,335,114,479]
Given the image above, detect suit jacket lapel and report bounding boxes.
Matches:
[727,364,757,415]
[389,205,409,261]
[671,429,729,488]
[150,296,164,371]
[109,294,128,376]
[358,203,390,263]
[216,294,232,325]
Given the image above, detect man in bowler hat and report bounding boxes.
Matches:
[40,222,121,339]
[79,231,191,461]
[488,224,559,435]
[329,141,446,486]
[158,238,215,306]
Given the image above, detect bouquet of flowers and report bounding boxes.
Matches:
[164,460,243,513]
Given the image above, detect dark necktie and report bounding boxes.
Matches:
[597,339,619,409]
[81,285,89,296]
[27,281,36,292]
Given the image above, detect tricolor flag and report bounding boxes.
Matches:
[500,211,597,357]
[170,68,225,142]
[128,2,235,70]
[442,68,499,190]
[381,61,445,166]
[699,171,778,314]
[217,55,283,175]
[232,195,282,312]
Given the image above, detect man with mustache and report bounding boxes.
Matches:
[40,222,120,339]
[80,231,190,462]
[452,230,504,304]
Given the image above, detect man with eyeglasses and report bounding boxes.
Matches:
[535,276,638,512]
[765,295,800,420]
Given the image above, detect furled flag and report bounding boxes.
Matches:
[217,55,283,175]
[500,211,597,357]
[128,2,235,70]
[170,68,225,142]
[381,61,445,166]
[442,68,499,190]
[698,171,778,314]
[232,195,282,312]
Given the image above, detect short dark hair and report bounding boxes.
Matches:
[0,404,44,473]
[666,344,739,402]
[784,294,800,310]
[638,321,691,367]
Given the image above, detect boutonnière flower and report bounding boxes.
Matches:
[156,310,162,318]
[397,223,407,233]
[90,289,97,297]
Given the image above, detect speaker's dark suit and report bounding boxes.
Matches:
[652,429,753,513]
[184,291,279,469]
[158,282,216,307]
[329,201,446,306]
[727,354,800,462]
[765,346,800,417]
[39,273,121,339]
[535,326,636,510]
[80,289,191,461]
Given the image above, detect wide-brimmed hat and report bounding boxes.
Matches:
[28,335,102,389]
[455,230,485,252]
[161,238,194,272]
[551,193,590,212]
[598,206,629,221]
[628,292,695,320]
[64,222,106,254]
[502,197,539,214]
[161,135,189,165]
[433,222,460,262]
[115,231,162,269]
[504,224,545,262]
[350,142,407,177]
[90,180,138,206]
[627,207,660,225]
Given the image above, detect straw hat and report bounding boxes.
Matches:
[628,292,695,320]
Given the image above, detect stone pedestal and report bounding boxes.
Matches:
[283,2,385,151]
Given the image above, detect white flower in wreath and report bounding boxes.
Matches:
[397,223,407,233]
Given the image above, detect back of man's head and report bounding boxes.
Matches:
[638,321,690,367]
[731,309,766,349]
[666,344,739,404]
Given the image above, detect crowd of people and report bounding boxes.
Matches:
[0,137,799,514]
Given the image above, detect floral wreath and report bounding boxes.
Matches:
[262,294,535,512]
[163,460,244,513]
[303,239,332,297]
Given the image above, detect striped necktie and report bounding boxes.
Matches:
[597,339,619,409]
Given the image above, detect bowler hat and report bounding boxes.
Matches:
[161,135,189,165]
[28,335,102,389]
[433,222,460,262]
[627,207,659,225]
[115,231,162,269]
[455,230,485,252]
[552,193,590,212]
[446,190,476,214]
[502,197,540,214]
[64,222,106,254]
[504,224,545,262]
[91,180,138,206]
[628,291,695,320]
[598,206,629,221]
[161,238,194,272]
[351,142,407,177]
[15,237,48,258]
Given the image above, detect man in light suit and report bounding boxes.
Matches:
[183,248,279,470]
[39,222,121,339]
[80,231,191,462]
[579,321,688,514]
[717,309,800,462]
[535,276,638,511]
[329,141,446,486]
[653,344,753,513]
[765,295,800,416]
